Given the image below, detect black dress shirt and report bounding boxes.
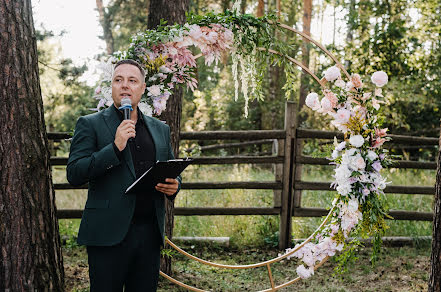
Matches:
[112,105,156,223]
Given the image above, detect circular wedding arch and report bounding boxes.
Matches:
[159,22,352,292]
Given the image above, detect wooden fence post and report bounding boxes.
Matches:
[279,101,297,249]
[272,139,283,208]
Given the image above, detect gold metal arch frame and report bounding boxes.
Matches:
[160,22,349,291]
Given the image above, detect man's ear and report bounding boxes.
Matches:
[142,82,146,94]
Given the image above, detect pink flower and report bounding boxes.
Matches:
[375,127,388,137]
[371,71,388,87]
[372,137,386,148]
[351,73,363,88]
[334,108,351,125]
[324,90,338,107]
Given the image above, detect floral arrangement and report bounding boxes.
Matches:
[92,4,393,281]
[282,67,391,279]
[93,9,294,117]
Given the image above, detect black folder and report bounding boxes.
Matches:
[125,158,192,194]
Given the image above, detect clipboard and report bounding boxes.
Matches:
[125,158,193,194]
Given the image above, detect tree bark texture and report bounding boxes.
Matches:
[429,129,441,291]
[0,0,64,291]
[148,0,189,276]
[96,0,115,55]
[256,0,264,17]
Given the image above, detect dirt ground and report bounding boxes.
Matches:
[64,242,430,291]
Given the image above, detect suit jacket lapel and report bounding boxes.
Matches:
[142,114,162,161]
[102,106,136,178]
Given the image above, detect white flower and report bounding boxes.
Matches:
[336,141,346,151]
[335,78,345,88]
[347,198,359,212]
[159,66,172,74]
[333,108,351,125]
[349,135,365,148]
[362,188,370,196]
[371,71,388,87]
[337,183,352,196]
[147,85,163,97]
[320,97,333,112]
[375,88,383,97]
[138,102,153,116]
[354,154,366,170]
[305,92,321,110]
[346,81,354,91]
[324,66,341,82]
[297,265,314,279]
[372,97,385,110]
[367,151,378,161]
[97,57,116,82]
[335,165,352,182]
[331,149,339,159]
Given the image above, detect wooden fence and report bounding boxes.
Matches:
[49,102,438,249]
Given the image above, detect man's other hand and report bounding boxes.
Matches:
[155,178,179,196]
[114,120,136,151]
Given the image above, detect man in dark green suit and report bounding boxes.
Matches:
[67,59,181,292]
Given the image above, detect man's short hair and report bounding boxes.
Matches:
[114,59,146,79]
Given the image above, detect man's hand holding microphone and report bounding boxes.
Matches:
[114,97,178,196]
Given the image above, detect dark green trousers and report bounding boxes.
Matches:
[87,220,161,292]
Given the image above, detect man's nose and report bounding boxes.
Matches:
[122,80,129,88]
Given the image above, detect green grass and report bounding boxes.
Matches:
[57,162,435,292]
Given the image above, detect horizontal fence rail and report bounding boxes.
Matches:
[56,207,432,221]
[296,129,439,145]
[48,129,439,145]
[49,124,438,237]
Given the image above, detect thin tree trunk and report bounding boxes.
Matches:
[96,0,114,54]
[257,0,264,17]
[429,128,441,291]
[299,0,312,110]
[0,0,64,290]
[148,0,189,276]
[345,0,355,68]
[294,0,312,213]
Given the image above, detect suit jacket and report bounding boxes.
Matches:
[67,106,181,246]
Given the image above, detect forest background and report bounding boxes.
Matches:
[37,0,440,140]
[27,0,441,290]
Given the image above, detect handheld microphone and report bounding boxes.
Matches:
[119,97,134,142]
[119,97,133,120]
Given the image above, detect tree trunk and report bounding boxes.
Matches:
[345,0,355,69]
[299,0,312,110]
[148,0,189,276]
[0,0,64,291]
[429,128,441,291]
[96,0,114,54]
[293,0,312,215]
[257,0,264,17]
